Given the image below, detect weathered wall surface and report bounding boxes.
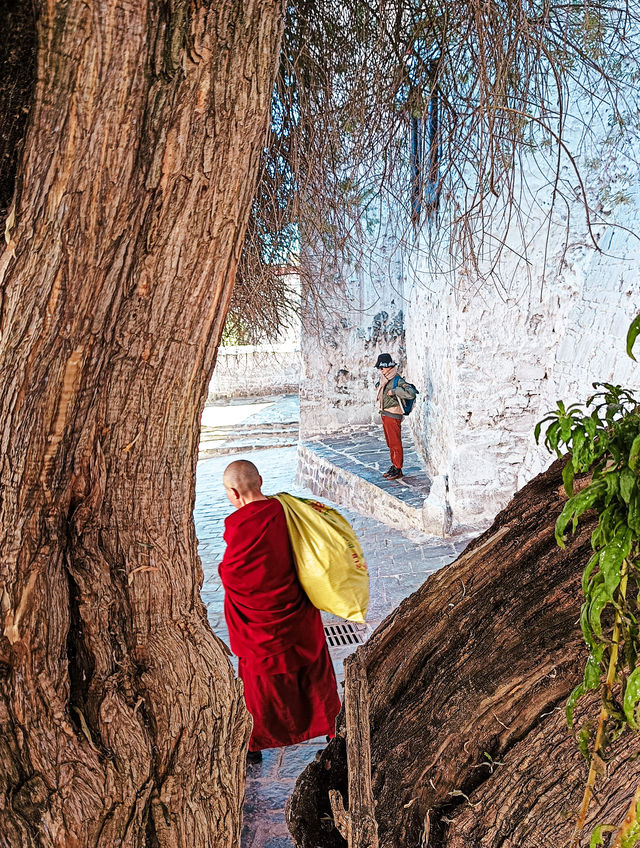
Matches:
[406,143,640,530]
[208,344,301,399]
[300,107,640,534]
[299,243,407,437]
[209,272,302,400]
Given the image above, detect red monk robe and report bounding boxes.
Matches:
[218,498,341,751]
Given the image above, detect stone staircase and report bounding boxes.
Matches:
[199,394,300,457]
[200,420,299,456]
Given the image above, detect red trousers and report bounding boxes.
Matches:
[382,415,403,468]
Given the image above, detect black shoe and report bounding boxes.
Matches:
[387,467,403,480]
[382,465,395,478]
[246,750,262,764]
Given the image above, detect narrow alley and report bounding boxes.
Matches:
[194,395,472,848]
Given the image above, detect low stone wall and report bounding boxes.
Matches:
[298,441,437,534]
[208,345,301,399]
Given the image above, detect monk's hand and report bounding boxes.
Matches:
[388,389,395,395]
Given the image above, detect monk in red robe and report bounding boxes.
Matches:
[218,460,341,759]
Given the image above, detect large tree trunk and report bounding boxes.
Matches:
[0,2,284,846]
[287,458,640,847]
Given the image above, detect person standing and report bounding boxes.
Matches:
[375,353,417,480]
[218,460,341,763]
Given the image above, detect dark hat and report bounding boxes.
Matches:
[375,353,397,369]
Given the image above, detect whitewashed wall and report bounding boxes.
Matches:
[294,72,640,536]
[299,236,407,437]
[299,96,640,535]
[406,124,640,530]
[209,272,302,399]
[208,344,302,399]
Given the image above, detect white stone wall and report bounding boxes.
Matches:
[406,123,640,530]
[208,344,301,399]
[299,238,407,437]
[299,94,640,535]
[300,304,406,436]
[210,272,303,399]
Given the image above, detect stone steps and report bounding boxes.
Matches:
[199,421,299,457]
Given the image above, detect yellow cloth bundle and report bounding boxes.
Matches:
[274,493,369,623]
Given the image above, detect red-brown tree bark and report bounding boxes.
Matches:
[0,2,284,845]
[287,459,640,848]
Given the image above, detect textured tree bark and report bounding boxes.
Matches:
[287,458,640,848]
[0,1,284,846]
[329,653,379,848]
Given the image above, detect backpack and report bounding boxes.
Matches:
[393,375,419,415]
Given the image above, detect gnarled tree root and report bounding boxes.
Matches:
[286,458,640,848]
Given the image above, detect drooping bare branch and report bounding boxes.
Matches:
[233,0,640,337]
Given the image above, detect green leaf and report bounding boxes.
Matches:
[591,522,604,551]
[567,683,585,729]
[578,724,593,761]
[625,622,640,672]
[545,420,562,454]
[555,480,607,547]
[572,427,587,469]
[606,403,623,424]
[623,666,640,730]
[620,467,636,504]
[609,439,622,466]
[584,653,602,689]
[584,415,598,439]
[629,487,640,535]
[534,420,543,443]
[604,471,620,505]
[592,643,604,667]
[627,312,640,361]
[598,503,622,545]
[560,416,573,442]
[580,600,595,649]
[534,416,557,445]
[600,528,631,599]
[589,583,610,639]
[582,552,600,595]
[630,434,640,472]
[590,824,616,848]
[563,462,575,497]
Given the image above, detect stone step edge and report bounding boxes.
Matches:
[296,441,434,534]
[198,439,298,459]
[201,422,299,433]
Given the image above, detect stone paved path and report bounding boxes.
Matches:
[195,399,473,848]
[298,423,442,534]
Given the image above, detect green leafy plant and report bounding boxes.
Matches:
[536,315,640,848]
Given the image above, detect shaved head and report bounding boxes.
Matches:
[223,460,263,496]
